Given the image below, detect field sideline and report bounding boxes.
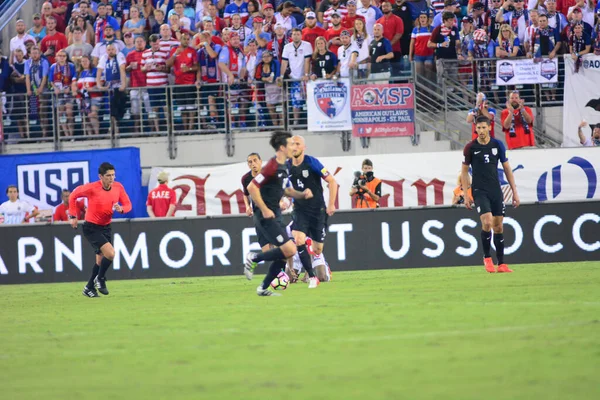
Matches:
[1,261,599,400]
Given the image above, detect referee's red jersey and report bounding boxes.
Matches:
[69,181,132,226]
[146,184,177,217]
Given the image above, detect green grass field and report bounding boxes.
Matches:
[1,262,599,400]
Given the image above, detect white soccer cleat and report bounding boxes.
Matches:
[244,253,258,280]
[308,277,320,289]
[256,285,281,296]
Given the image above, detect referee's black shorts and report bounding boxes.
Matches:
[82,222,112,255]
[292,208,328,243]
[473,188,506,217]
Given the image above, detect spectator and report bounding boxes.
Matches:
[91,25,125,65]
[50,49,76,137]
[127,36,152,133]
[468,29,495,94]
[594,10,600,55]
[29,14,48,44]
[41,1,67,33]
[428,12,461,84]
[245,39,260,82]
[230,13,253,44]
[324,0,348,29]
[275,2,299,31]
[326,12,344,54]
[452,173,473,205]
[218,32,248,128]
[170,14,191,41]
[169,1,193,31]
[278,28,312,125]
[545,0,568,32]
[75,1,96,24]
[262,3,277,34]
[392,0,414,61]
[556,0,577,15]
[433,0,459,28]
[471,2,487,31]
[254,50,282,126]
[159,23,181,55]
[10,20,36,65]
[570,23,592,72]
[94,3,122,43]
[496,0,530,45]
[566,6,594,35]
[303,12,328,47]
[578,120,600,146]
[357,0,383,37]
[351,18,373,79]
[488,0,505,42]
[337,30,358,78]
[311,36,338,79]
[566,0,595,27]
[72,55,101,136]
[121,32,136,57]
[207,4,226,33]
[377,0,405,74]
[41,16,69,65]
[194,0,213,25]
[168,32,199,132]
[67,15,95,45]
[0,185,39,225]
[496,24,521,58]
[53,189,86,221]
[410,11,436,81]
[196,31,222,129]
[141,34,169,128]
[8,48,28,139]
[467,92,496,140]
[369,23,394,82]
[343,1,365,32]
[432,0,446,15]
[65,26,94,66]
[245,17,271,50]
[25,46,51,137]
[147,172,177,217]
[193,18,225,48]
[225,0,250,26]
[268,23,290,62]
[532,13,562,61]
[151,8,167,35]
[524,9,540,57]
[501,90,535,150]
[457,16,474,88]
[123,6,146,39]
[96,43,127,136]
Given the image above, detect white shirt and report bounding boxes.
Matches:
[352,36,373,64]
[337,43,358,77]
[10,33,35,62]
[0,199,35,225]
[568,5,595,27]
[281,41,312,79]
[91,40,126,60]
[502,12,530,44]
[356,6,377,37]
[275,14,295,32]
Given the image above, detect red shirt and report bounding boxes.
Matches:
[170,46,198,85]
[326,27,343,55]
[341,14,365,30]
[501,107,535,150]
[40,31,68,64]
[126,50,146,87]
[70,181,132,226]
[302,26,327,47]
[54,200,86,221]
[376,14,404,53]
[42,14,67,33]
[146,184,177,217]
[556,0,576,15]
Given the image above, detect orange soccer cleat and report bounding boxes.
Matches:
[484,257,496,273]
[497,264,513,273]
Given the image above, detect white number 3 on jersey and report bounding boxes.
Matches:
[484,154,490,163]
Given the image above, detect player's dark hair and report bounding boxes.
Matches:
[475,115,491,126]
[98,162,115,175]
[362,159,373,167]
[6,185,18,194]
[269,131,292,151]
[247,152,261,160]
[442,11,456,22]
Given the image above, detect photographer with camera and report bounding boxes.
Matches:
[349,159,381,209]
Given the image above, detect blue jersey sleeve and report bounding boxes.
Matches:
[496,140,508,163]
[384,38,393,53]
[49,64,56,82]
[306,156,329,178]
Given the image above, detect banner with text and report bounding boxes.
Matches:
[149,147,600,217]
[1,201,598,284]
[306,78,352,132]
[562,54,600,147]
[496,58,559,86]
[351,83,415,137]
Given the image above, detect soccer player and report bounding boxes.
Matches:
[243,131,316,296]
[147,171,176,218]
[69,162,132,297]
[241,152,272,252]
[461,116,520,273]
[288,135,338,283]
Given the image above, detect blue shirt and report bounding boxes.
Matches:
[28,27,47,43]
[24,58,50,88]
[244,32,272,48]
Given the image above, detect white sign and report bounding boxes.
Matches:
[306,78,352,131]
[562,54,600,147]
[149,147,600,216]
[495,58,559,86]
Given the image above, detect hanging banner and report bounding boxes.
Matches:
[495,58,559,86]
[306,78,352,132]
[149,147,600,216]
[562,54,600,148]
[351,83,415,137]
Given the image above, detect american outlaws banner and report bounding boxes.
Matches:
[562,54,600,147]
[351,83,415,137]
[149,147,600,216]
[495,58,559,86]
[306,78,353,131]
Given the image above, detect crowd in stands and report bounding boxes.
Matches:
[0,0,599,140]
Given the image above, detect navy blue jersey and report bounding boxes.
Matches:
[463,138,508,192]
[241,170,257,212]
[252,157,290,214]
[288,155,330,211]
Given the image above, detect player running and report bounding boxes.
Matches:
[461,116,520,273]
[244,131,317,296]
[241,152,273,253]
[288,135,338,286]
[69,162,132,297]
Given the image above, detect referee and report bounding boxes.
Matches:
[461,116,520,273]
[69,162,132,297]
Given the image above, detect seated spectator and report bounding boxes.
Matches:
[94,3,122,43]
[91,25,125,65]
[311,36,338,79]
[167,32,199,132]
[67,16,95,46]
[570,23,592,72]
[41,16,69,65]
[254,50,282,127]
[29,14,48,44]
[49,49,76,137]
[501,90,535,150]
[123,6,146,39]
[577,120,600,146]
[72,54,101,136]
[467,92,496,140]
[496,24,521,58]
[411,11,436,81]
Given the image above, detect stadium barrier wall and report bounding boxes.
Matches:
[0,200,598,285]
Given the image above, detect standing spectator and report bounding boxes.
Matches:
[262,4,277,34]
[50,49,76,137]
[193,18,225,47]
[75,1,97,23]
[369,23,394,82]
[159,24,181,55]
[72,55,101,136]
[168,32,199,132]
[324,0,348,29]
[501,90,535,149]
[471,2,487,31]
[457,16,474,88]
[468,29,495,95]
[121,33,136,57]
[142,34,169,129]
[532,13,562,61]
[488,0,505,42]
[224,0,250,25]
[96,43,127,135]
[545,0,568,32]
[268,24,290,63]
[196,31,222,129]
[343,1,366,31]
[0,186,39,225]
[127,36,151,133]
[496,24,521,58]
[94,3,122,43]
[524,9,540,57]
[254,50,282,126]
[218,32,248,128]
[593,9,600,55]
[278,28,312,126]
[41,1,67,33]
[557,0,578,15]
[151,8,167,35]
[245,17,272,50]
[29,14,48,44]
[207,4,226,33]
[91,25,125,65]
[566,0,595,27]
[377,0,405,74]
[275,2,299,32]
[351,18,372,79]
[147,172,177,217]
[41,16,69,65]
[67,16,95,45]
[230,14,253,44]
[10,20,36,64]
[326,12,344,55]
[570,22,592,72]
[428,12,461,84]
[433,1,459,28]
[432,0,447,15]
[357,0,383,37]
[54,189,86,221]
[496,0,530,45]
[410,11,436,81]
[337,30,358,78]
[25,47,51,137]
[392,0,414,61]
[467,92,496,140]
[311,36,339,79]
[10,49,28,139]
[303,12,328,47]
[169,1,193,31]
[66,26,94,66]
[578,121,600,146]
[123,6,147,39]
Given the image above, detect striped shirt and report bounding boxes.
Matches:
[324,6,348,29]
[524,24,538,51]
[73,68,102,98]
[159,38,180,55]
[141,48,169,86]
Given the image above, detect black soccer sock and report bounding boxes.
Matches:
[261,259,286,290]
[255,247,285,263]
[97,257,113,280]
[297,245,315,278]
[86,264,100,289]
[494,233,505,265]
[481,230,492,258]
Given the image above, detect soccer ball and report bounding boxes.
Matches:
[270,271,290,290]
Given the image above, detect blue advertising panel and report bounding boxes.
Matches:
[0,147,143,218]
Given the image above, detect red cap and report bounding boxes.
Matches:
[253,17,264,23]
[263,4,274,9]
[229,32,239,38]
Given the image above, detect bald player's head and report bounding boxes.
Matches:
[292,135,305,158]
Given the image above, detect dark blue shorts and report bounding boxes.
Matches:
[292,208,327,243]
